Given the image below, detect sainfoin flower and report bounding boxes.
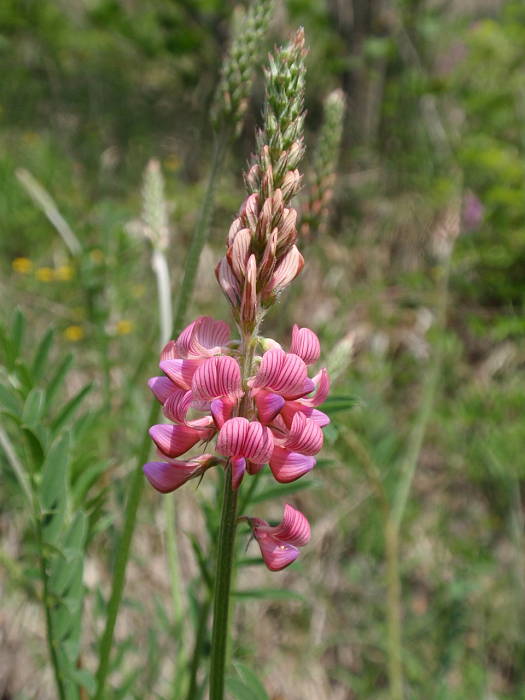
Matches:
[246,504,311,571]
[144,314,329,570]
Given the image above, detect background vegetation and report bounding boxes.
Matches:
[1,0,525,698]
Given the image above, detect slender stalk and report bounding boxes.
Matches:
[94,398,159,698]
[172,133,229,336]
[209,463,239,700]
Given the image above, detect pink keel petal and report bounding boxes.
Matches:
[254,390,285,424]
[255,533,299,571]
[143,461,197,493]
[290,325,321,365]
[284,411,324,455]
[191,355,242,401]
[231,456,246,490]
[211,396,235,429]
[217,417,249,457]
[268,504,311,546]
[301,368,330,407]
[148,376,178,404]
[269,446,315,482]
[163,390,193,423]
[242,422,274,463]
[149,424,205,458]
[160,359,202,390]
[252,349,309,399]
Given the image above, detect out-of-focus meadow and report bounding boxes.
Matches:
[2,0,525,698]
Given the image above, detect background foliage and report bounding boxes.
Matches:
[1,0,524,698]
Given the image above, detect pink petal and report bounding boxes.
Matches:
[228,228,251,281]
[163,389,193,423]
[242,421,274,463]
[290,325,321,365]
[269,446,315,482]
[254,390,285,424]
[263,245,304,299]
[280,401,329,427]
[149,424,207,458]
[143,461,198,493]
[187,316,230,358]
[216,417,249,457]
[160,359,202,390]
[246,460,265,475]
[267,504,311,546]
[252,349,309,399]
[231,456,246,490]
[309,409,330,427]
[148,376,178,404]
[210,396,235,429]
[254,532,300,571]
[240,254,257,327]
[172,319,198,358]
[191,356,242,401]
[215,256,241,308]
[284,411,324,455]
[301,368,330,407]
[160,339,180,361]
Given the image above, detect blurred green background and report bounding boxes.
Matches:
[1,0,525,698]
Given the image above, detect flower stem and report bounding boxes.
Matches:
[94,397,159,699]
[209,464,239,700]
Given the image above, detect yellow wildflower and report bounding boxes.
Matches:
[12,257,33,274]
[64,325,85,342]
[116,320,134,335]
[55,264,75,281]
[35,267,55,282]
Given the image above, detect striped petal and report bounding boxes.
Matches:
[210,396,235,429]
[191,356,242,401]
[231,456,246,490]
[163,390,193,424]
[269,446,315,482]
[186,316,230,358]
[144,453,217,493]
[216,417,249,457]
[149,424,208,458]
[290,325,321,365]
[160,359,202,390]
[216,256,241,308]
[228,227,251,281]
[252,349,309,399]
[253,533,299,571]
[242,421,274,463]
[266,504,311,546]
[148,376,179,404]
[301,368,330,407]
[254,390,285,424]
[284,411,323,456]
[263,245,304,299]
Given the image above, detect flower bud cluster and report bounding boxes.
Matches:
[144,316,330,570]
[301,88,345,237]
[212,0,274,133]
[216,29,307,331]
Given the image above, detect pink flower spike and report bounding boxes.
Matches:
[144,454,216,493]
[231,456,246,490]
[149,424,211,458]
[211,396,235,429]
[284,411,324,456]
[148,376,178,404]
[251,505,311,571]
[191,356,242,401]
[290,325,321,365]
[160,358,202,390]
[251,349,309,399]
[269,446,315,482]
[254,390,285,424]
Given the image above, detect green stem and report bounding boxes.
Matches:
[172,133,229,337]
[94,398,159,698]
[209,464,239,700]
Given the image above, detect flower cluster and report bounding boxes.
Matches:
[144,314,329,569]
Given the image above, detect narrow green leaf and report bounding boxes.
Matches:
[0,322,15,367]
[234,663,269,700]
[250,479,313,505]
[48,512,87,596]
[225,677,254,700]
[40,434,70,543]
[46,353,74,408]
[323,395,358,414]
[22,388,46,427]
[22,426,45,467]
[32,328,55,381]
[71,460,108,505]
[233,588,306,603]
[63,667,96,695]
[11,309,25,357]
[0,384,22,416]
[51,384,92,433]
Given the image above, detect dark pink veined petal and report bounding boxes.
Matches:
[246,460,265,475]
[253,531,300,571]
[228,227,251,281]
[263,245,304,299]
[163,390,193,424]
[309,409,330,427]
[160,358,202,390]
[254,390,285,424]
[148,376,179,404]
[144,453,217,493]
[210,396,235,429]
[216,417,249,457]
[240,254,257,326]
[300,368,330,407]
[160,339,179,361]
[241,421,274,463]
[280,401,329,428]
[290,325,321,365]
[284,411,323,456]
[252,349,308,399]
[269,446,315,482]
[231,456,246,490]
[172,319,198,358]
[191,356,242,401]
[149,424,209,458]
[215,257,241,308]
[187,316,230,358]
[266,504,311,546]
